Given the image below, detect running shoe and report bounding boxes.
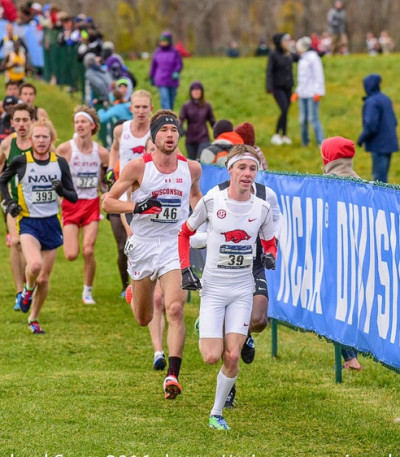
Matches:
[209,415,230,430]
[14,292,21,311]
[224,384,236,409]
[82,293,96,305]
[28,320,45,334]
[125,284,132,305]
[19,286,34,313]
[163,375,182,399]
[241,333,255,364]
[153,351,166,371]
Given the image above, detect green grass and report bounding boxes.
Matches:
[1,55,400,456]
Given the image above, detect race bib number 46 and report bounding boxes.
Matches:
[150,198,181,223]
[32,185,56,204]
[218,244,253,269]
[77,172,98,189]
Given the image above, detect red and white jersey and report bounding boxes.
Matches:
[130,153,191,239]
[68,139,101,200]
[119,120,150,172]
[188,188,274,282]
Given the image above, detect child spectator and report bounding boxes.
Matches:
[179,81,215,160]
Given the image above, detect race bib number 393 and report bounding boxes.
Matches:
[32,185,56,204]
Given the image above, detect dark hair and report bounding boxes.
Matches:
[19,82,37,95]
[11,103,36,120]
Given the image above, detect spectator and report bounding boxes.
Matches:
[266,33,295,146]
[235,122,268,170]
[149,31,183,110]
[0,95,17,143]
[255,38,270,57]
[226,40,240,57]
[320,32,332,55]
[106,55,136,99]
[365,32,381,56]
[357,74,398,183]
[291,36,325,147]
[83,52,112,106]
[179,81,215,161]
[200,119,243,166]
[320,136,363,371]
[379,30,395,54]
[327,1,348,55]
[97,88,132,125]
[0,23,28,60]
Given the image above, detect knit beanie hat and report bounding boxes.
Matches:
[321,136,355,165]
[296,36,312,53]
[235,122,255,146]
[213,119,233,139]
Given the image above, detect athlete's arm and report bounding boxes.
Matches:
[0,135,12,173]
[259,204,278,269]
[188,160,202,209]
[102,157,143,214]
[55,141,72,162]
[109,124,123,170]
[0,154,26,203]
[98,145,110,188]
[37,107,49,120]
[57,156,78,203]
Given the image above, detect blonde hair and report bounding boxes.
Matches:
[226,144,260,168]
[29,118,57,143]
[131,89,152,105]
[73,104,100,134]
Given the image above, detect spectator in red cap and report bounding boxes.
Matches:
[321,136,362,371]
[321,136,360,178]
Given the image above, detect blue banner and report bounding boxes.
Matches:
[200,164,400,370]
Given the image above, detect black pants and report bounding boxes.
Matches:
[273,87,292,136]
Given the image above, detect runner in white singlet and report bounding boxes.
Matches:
[103,109,202,400]
[178,144,278,430]
[56,105,109,305]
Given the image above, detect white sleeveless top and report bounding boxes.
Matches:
[130,153,191,239]
[68,139,101,200]
[119,120,150,172]
[19,151,62,218]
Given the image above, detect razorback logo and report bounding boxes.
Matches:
[132,145,145,155]
[221,229,251,243]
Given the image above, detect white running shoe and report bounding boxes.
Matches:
[281,136,292,145]
[82,293,96,305]
[271,134,283,145]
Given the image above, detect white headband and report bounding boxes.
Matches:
[74,111,94,124]
[227,153,260,170]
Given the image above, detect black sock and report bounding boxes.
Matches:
[167,357,182,378]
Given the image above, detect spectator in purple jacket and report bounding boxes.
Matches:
[149,31,183,110]
[179,81,215,160]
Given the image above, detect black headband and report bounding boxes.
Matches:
[150,115,181,142]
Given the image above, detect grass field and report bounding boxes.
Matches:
[1,55,400,457]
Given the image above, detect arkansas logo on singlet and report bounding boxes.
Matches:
[132,145,145,155]
[221,229,251,243]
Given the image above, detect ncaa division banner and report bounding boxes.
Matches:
[200,165,400,370]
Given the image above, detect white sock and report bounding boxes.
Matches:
[210,369,238,417]
[83,285,92,296]
[154,351,165,358]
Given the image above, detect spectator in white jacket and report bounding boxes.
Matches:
[291,36,325,147]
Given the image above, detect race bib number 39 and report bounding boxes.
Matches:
[32,185,56,204]
[218,244,253,269]
[77,172,98,189]
[150,198,181,223]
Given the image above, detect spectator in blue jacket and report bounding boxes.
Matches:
[357,74,399,183]
[149,31,183,110]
